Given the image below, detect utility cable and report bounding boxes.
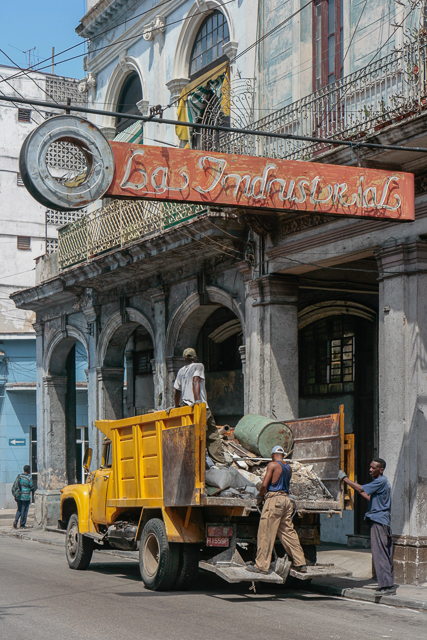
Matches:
[2,92,427,154]
[0,48,61,108]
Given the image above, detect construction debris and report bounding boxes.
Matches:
[205,430,332,501]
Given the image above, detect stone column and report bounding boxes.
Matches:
[375,240,427,585]
[83,298,101,466]
[125,335,135,418]
[238,345,247,414]
[97,367,125,420]
[151,289,168,409]
[38,375,68,525]
[245,274,299,420]
[166,356,185,405]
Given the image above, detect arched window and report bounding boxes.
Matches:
[189,10,230,76]
[115,72,142,133]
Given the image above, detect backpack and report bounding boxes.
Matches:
[11,476,22,500]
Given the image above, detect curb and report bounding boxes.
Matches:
[309,581,427,613]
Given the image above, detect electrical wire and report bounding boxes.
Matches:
[0,48,61,109]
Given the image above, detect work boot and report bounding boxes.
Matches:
[375,586,396,596]
[246,563,271,575]
[292,565,308,573]
[12,522,17,529]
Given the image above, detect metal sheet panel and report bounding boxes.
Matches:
[162,424,199,506]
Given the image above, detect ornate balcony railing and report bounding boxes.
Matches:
[220,35,427,160]
[58,199,207,269]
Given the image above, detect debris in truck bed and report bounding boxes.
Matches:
[219,438,332,501]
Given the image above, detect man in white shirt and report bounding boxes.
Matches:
[174,348,226,464]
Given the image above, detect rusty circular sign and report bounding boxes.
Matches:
[19,116,115,211]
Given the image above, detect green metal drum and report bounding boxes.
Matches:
[234,414,294,458]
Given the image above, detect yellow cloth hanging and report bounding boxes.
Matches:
[175,62,230,142]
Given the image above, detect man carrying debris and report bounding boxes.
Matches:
[247,445,307,575]
[339,458,395,596]
[174,347,226,465]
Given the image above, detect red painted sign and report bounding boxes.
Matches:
[106,142,415,221]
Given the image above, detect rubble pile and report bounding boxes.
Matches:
[204,428,332,501]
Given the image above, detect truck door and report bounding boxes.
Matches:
[91,441,112,524]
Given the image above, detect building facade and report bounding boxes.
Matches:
[11,0,427,583]
[0,66,89,508]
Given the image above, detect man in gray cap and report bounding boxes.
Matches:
[174,348,226,464]
[248,445,306,574]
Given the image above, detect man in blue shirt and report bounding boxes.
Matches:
[339,458,395,596]
[13,465,33,529]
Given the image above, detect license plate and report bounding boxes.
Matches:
[206,536,229,547]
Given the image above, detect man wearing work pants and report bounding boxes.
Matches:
[247,446,307,574]
[174,347,226,464]
[339,458,395,596]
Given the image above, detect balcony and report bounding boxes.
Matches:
[58,199,207,269]
[220,34,427,161]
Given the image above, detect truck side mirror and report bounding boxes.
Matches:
[83,447,93,471]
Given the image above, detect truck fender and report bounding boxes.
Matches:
[162,507,205,543]
[60,486,91,534]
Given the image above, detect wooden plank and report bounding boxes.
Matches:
[106,143,415,221]
[162,424,199,506]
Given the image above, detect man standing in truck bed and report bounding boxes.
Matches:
[174,347,226,465]
[247,445,307,574]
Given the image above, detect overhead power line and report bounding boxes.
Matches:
[1,92,427,155]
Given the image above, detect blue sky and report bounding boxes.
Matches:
[0,1,87,80]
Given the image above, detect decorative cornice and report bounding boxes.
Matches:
[165,77,190,102]
[143,15,166,41]
[96,366,125,381]
[249,274,299,305]
[374,239,427,280]
[166,355,185,374]
[279,214,337,240]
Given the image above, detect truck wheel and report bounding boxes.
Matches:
[173,544,200,591]
[139,519,179,591]
[66,514,93,570]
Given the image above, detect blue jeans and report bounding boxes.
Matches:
[14,500,31,527]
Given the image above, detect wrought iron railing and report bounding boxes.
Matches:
[58,199,207,269]
[220,36,427,160]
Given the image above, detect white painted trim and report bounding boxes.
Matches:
[0,334,36,339]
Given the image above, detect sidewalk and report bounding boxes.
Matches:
[1,525,426,610]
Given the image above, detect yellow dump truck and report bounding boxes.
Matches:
[59,404,354,591]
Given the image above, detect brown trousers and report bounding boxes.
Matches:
[206,409,226,464]
[255,491,306,572]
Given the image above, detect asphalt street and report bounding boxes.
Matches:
[0,535,425,640]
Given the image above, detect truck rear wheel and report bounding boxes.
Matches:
[66,514,94,570]
[139,518,179,591]
[173,544,200,591]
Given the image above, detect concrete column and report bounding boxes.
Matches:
[83,295,101,465]
[376,240,427,585]
[245,274,299,420]
[125,336,135,418]
[151,289,168,408]
[238,345,248,413]
[97,367,124,420]
[36,375,68,525]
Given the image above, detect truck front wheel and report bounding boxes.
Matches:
[66,514,94,570]
[139,518,179,591]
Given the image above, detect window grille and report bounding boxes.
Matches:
[17,173,24,186]
[45,141,87,172]
[46,208,86,226]
[300,316,355,396]
[17,236,31,250]
[46,238,59,254]
[190,10,230,75]
[45,77,87,106]
[18,108,32,122]
[135,349,154,375]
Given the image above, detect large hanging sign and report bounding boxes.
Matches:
[19,116,414,220]
[107,142,414,220]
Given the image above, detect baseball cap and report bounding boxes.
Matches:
[271,445,285,455]
[183,348,197,360]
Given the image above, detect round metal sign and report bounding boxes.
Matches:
[19,115,115,211]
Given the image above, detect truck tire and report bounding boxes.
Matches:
[139,518,180,591]
[66,513,94,570]
[173,544,200,591]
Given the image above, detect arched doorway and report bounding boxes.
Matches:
[45,330,89,486]
[97,312,155,420]
[196,307,244,426]
[299,310,376,537]
[115,71,143,133]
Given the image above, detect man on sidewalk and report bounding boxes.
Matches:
[12,465,33,529]
[339,458,395,596]
[174,347,226,464]
[247,445,307,575]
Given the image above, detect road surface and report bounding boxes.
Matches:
[0,535,424,640]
